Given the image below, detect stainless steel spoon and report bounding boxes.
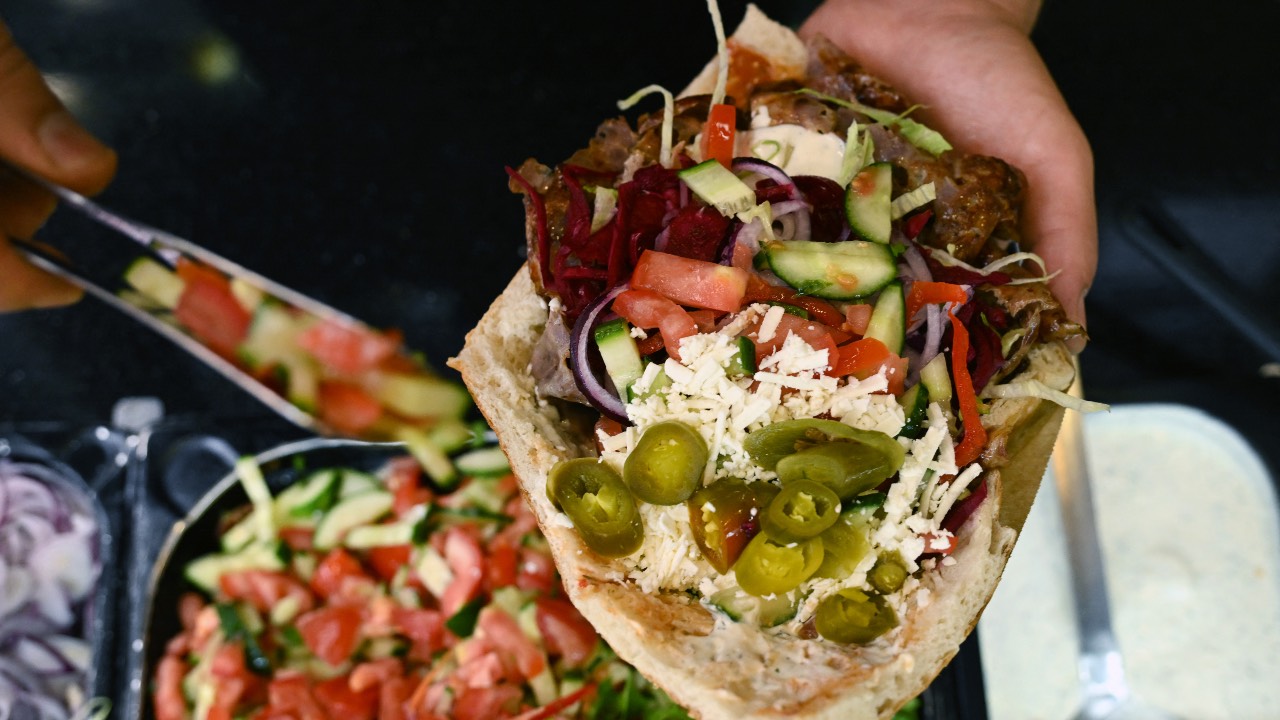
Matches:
[1052,366,1179,720]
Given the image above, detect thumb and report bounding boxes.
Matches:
[0,23,116,194]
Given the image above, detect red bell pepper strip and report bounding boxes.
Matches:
[702,103,737,168]
[949,311,987,466]
[906,281,969,323]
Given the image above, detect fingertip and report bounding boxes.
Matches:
[36,110,118,195]
[0,240,83,311]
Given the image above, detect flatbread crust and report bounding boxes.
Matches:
[449,6,1075,718]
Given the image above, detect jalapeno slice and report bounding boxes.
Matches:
[623,421,709,505]
[547,458,643,557]
[775,440,900,501]
[814,588,898,644]
[867,552,909,594]
[688,478,779,574]
[734,532,824,597]
[744,419,905,475]
[813,511,872,580]
[762,480,840,543]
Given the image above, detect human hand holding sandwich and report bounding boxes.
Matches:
[803,0,1095,342]
[0,21,117,312]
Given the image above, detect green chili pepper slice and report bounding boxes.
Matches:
[734,532,824,597]
[814,588,899,644]
[623,421,709,505]
[762,479,840,543]
[775,440,900,501]
[547,458,643,557]
[744,419,905,474]
[813,510,872,580]
[868,552,909,594]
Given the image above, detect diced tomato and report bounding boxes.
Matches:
[278,526,315,552]
[747,313,839,369]
[153,655,189,720]
[378,676,412,720]
[844,303,873,336]
[440,526,485,616]
[832,338,907,394]
[208,642,255,720]
[702,102,737,168]
[178,592,205,633]
[630,250,748,313]
[906,281,969,322]
[612,288,698,361]
[296,605,363,666]
[310,548,373,601]
[534,598,598,668]
[635,331,665,356]
[175,257,231,289]
[392,606,446,655]
[920,531,958,556]
[316,381,383,435]
[297,319,398,375]
[516,547,556,595]
[266,674,327,720]
[349,658,402,692]
[687,309,718,332]
[385,457,432,516]
[366,544,412,582]
[452,684,524,720]
[219,570,314,615]
[478,607,546,679]
[488,535,519,590]
[949,311,988,466]
[313,675,379,720]
[175,272,253,358]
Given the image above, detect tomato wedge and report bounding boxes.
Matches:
[298,319,398,375]
[702,102,737,168]
[174,273,252,358]
[747,313,839,370]
[534,597,598,668]
[832,337,907,394]
[613,288,698,361]
[312,675,378,720]
[478,607,546,679]
[310,548,373,601]
[219,570,314,615]
[439,525,485,616]
[316,381,383,435]
[153,655,189,720]
[296,605,363,666]
[630,250,749,313]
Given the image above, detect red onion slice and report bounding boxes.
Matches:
[770,199,812,241]
[732,157,798,200]
[569,284,632,424]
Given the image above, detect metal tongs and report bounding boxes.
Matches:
[10,167,378,438]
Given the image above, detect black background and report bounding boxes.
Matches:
[3,0,1279,715]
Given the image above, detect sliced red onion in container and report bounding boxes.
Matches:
[0,460,103,720]
[569,284,632,424]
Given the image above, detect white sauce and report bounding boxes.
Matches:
[979,404,1280,719]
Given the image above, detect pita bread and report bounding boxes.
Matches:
[450,6,1075,718]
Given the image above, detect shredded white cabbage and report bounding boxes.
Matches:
[706,0,729,107]
[890,182,936,220]
[617,85,674,168]
[838,120,875,186]
[930,247,1059,286]
[982,380,1111,413]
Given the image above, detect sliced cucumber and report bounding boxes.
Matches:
[726,336,757,376]
[123,256,185,309]
[220,513,258,554]
[677,159,755,216]
[236,458,276,546]
[426,417,475,454]
[237,304,305,370]
[454,446,511,477]
[919,353,953,405]
[898,383,929,440]
[845,162,893,244]
[312,490,394,550]
[229,278,266,314]
[707,586,797,628]
[184,543,285,593]
[344,504,428,549]
[414,544,453,599]
[336,469,380,499]
[764,240,897,300]
[863,281,905,354]
[275,468,341,521]
[594,318,644,402]
[395,426,459,490]
[375,374,470,420]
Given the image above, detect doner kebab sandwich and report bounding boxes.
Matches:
[450,5,1096,718]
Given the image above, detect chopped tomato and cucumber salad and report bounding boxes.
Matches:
[514,87,1093,647]
[120,256,469,443]
[153,449,689,720]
